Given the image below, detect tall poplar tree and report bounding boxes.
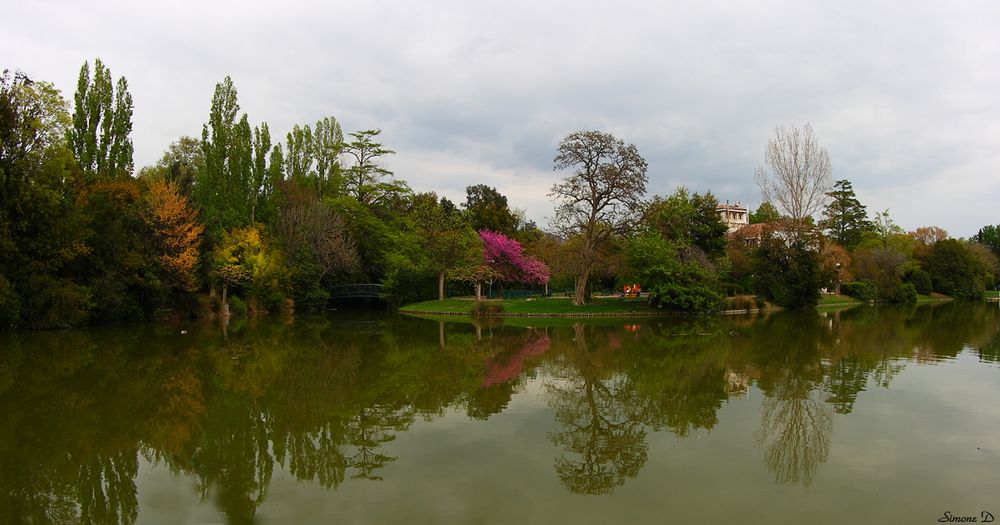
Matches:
[196,76,276,235]
[283,116,343,196]
[68,58,133,179]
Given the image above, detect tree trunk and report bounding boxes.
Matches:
[438,271,446,301]
[221,282,230,318]
[573,268,591,306]
[475,281,482,301]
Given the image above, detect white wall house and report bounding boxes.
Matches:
[716,201,749,233]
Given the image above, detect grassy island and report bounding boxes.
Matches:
[399,297,669,317]
[403,292,957,317]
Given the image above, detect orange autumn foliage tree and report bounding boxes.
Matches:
[146,180,203,294]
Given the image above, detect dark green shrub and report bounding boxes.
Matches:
[841,281,878,302]
[0,274,21,330]
[752,236,822,309]
[927,239,986,299]
[899,283,918,303]
[906,268,933,295]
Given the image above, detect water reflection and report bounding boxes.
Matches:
[0,303,999,522]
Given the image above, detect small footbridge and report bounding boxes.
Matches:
[329,284,389,300]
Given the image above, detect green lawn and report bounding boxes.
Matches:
[985,290,1000,299]
[402,291,956,317]
[818,294,863,306]
[918,293,952,302]
[400,296,663,316]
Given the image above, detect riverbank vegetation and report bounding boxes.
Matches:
[2,59,997,330]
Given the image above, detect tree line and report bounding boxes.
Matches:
[2,59,997,330]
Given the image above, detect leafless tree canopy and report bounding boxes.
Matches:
[754,124,832,224]
[275,183,359,278]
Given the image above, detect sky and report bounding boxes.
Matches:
[4,0,1000,236]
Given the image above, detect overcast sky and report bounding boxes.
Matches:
[5,0,999,236]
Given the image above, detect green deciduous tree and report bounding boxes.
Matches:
[753,235,823,309]
[410,193,482,300]
[0,70,90,329]
[283,117,344,196]
[625,233,721,311]
[196,77,276,237]
[463,184,517,236]
[926,239,988,299]
[643,187,727,259]
[68,59,133,180]
[138,136,203,196]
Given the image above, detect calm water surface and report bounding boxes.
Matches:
[2,302,1000,524]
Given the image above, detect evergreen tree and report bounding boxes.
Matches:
[974,225,1000,259]
[750,201,781,224]
[343,129,406,206]
[820,180,869,249]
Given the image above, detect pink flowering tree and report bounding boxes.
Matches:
[479,230,550,295]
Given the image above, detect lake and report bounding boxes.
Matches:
[1,302,999,524]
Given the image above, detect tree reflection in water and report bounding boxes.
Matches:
[544,321,732,494]
[546,324,648,495]
[0,302,998,521]
[754,376,832,487]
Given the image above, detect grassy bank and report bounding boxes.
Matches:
[400,297,666,317]
[402,291,956,318]
[817,294,864,307]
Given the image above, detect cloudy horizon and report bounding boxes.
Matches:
[5,0,999,236]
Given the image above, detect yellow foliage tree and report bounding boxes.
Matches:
[213,224,287,313]
[146,180,203,294]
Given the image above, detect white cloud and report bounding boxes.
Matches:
[4,0,1000,235]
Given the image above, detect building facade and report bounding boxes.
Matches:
[716,201,749,233]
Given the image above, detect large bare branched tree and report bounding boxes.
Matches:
[754,123,832,228]
[550,130,648,306]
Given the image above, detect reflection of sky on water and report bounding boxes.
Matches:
[3,302,1000,524]
[133,347,1000,524]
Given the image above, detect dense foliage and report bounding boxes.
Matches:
[1,60,994,330]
